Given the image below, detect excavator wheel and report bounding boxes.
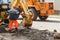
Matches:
[39,16,48,21]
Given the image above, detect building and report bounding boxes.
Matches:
[54,0,60,10]
[45,0,60,10]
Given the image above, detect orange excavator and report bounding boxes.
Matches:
[26,0,55,20]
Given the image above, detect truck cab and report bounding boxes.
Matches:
[26,0,55,21]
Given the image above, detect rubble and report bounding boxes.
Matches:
[17,29,55,40]
[0,25,60,40]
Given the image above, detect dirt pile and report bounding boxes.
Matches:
[0,28,60,40]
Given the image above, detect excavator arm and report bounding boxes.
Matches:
[11,0,33,27]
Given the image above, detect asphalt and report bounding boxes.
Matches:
[49,15,60,18]
[0,15,60,40]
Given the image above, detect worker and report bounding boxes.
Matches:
[8,6,22,32]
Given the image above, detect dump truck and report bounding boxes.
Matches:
[0,0,10,25]
[26,0,55,20]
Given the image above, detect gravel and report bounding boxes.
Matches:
[0,22,60,40]
[0,29,56,40]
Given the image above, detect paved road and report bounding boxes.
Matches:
[0,15,60,40]
[18,15,60,33]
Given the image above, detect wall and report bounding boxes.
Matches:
[54,0,60,10]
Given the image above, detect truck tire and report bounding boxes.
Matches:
[29,8,38,21]
[39,16,48,21]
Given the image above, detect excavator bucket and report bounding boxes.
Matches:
[20,0,33,28]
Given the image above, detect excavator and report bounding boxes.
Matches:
[0,0,54,32]
[0,0,33,27]
[0,0,33,32]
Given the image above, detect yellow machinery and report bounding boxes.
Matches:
[0,0,10,25]
[11,0,33,27]
[0,0,33,28]
[26,0,55,20]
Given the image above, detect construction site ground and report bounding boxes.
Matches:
[0,29,60,40]
[0,15,60,40]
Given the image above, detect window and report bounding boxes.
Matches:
[49,3,53,9]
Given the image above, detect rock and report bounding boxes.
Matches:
[54,33,60,39]
[0,28,59,40]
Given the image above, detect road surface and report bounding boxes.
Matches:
[18,15,60,33]
[0,15,60,40]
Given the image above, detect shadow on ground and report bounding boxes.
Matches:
[18,18,60,23]
[35,19,60,23]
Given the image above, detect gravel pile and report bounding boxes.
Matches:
[12,29,55,40]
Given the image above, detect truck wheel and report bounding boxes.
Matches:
[39,16,48,21]
[29,8,38,21]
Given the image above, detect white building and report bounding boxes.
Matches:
[54,0,60,10]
